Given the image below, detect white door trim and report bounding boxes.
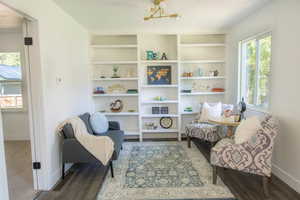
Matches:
[22,18,48,190]
[0,112,9,200]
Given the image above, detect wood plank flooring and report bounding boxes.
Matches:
[192,139,300,200]
[4,141,37,200]
[36,163,108,200]
[36,139,300,200]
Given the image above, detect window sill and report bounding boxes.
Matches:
[1,108,27,113]
[247,105,270,114]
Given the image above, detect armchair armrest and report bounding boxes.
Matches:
[211,128,276,177]
[109,121,120,130]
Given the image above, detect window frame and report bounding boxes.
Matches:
[0,51,25,112]
[238,31,272,112]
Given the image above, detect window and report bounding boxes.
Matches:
[0,52,23,109]
[239,32,272,110]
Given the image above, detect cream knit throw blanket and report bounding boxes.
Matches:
[57,117,114,165]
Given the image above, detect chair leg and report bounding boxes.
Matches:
[110,160,114,178]
[62,162,65,180]
[213,166,217,184]
[262,176,270,197]
[187,136,191,148]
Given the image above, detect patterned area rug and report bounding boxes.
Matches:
[97,142,235,200]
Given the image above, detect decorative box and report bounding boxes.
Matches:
[127,89,138,94]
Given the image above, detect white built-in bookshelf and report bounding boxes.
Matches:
[90,34,225,141]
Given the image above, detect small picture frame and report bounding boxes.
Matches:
[152,107,160,114]
[160,107,169,114]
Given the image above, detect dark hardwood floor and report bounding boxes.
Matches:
[36,139,300,200]
[192,139,300,200]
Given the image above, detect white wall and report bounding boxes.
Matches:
[1,0,92,190]
[2,112,30,140]
[0,28,30,141]
[226,0,300,193]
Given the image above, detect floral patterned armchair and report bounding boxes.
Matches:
[185,104,234,148]
[210,114,279,196]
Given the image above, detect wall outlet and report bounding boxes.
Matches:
[56,77,63,85]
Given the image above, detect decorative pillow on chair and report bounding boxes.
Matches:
[235,116,261,144]
[79,113,94,134]
[89,112,109,135]
[199,102,222,122]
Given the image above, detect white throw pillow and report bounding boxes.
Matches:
[90,112,109,134]
[199,102,222,122]
[235,116,261,144]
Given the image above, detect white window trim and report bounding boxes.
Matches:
[238,31,272,112]
[1,108,27,113]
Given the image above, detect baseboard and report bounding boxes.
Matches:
[48,163,73,190]
[4,135,30,141]
[272,163,300,193]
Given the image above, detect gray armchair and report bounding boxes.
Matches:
[60,113,124,179]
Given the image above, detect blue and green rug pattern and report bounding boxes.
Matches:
[125,145,203,188]
[97,142,236,200]
[147,199,237,200]
[146,198,237,200]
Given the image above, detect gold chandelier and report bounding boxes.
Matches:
[144,0,180,21]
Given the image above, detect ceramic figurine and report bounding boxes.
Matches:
[213,70,219,76]
[197,67,204,77]
[110,99,123,113]
[153,52,158,60]
[161,53,168,60]
[146,51,154,60]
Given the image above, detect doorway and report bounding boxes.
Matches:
[0,3,40,200]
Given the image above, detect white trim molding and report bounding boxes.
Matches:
[272,163,300,193]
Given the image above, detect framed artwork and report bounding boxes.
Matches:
[147,66,171,85]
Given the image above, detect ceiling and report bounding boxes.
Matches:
[0,3,23,29]
[53,0,271,33]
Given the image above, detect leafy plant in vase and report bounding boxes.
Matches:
[112,66,120,78]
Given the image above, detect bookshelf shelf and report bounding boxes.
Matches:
[92,61,138,65]
[141,85,178,88]
[90,44,137,48]
[181,60,225,64]
[93,77,138,81]
[141,114,179,118]
[180,43,225,47]
[181,92,225,96]
[180,76,225,80]
[102,112,139,116]
[142,100,178,104]
[93,93,138,97]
